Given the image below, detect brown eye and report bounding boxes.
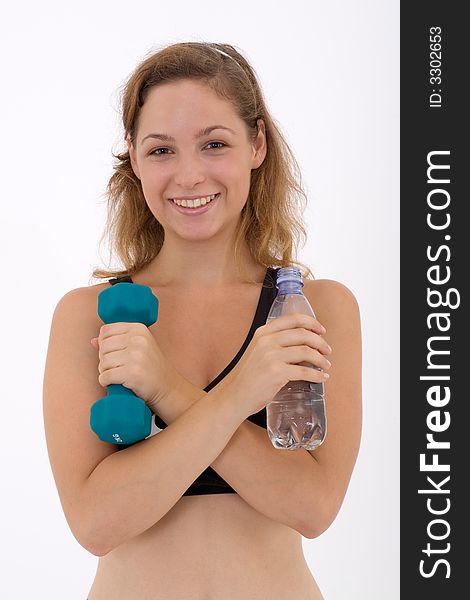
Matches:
[206,142,226,149]
[149,147,171,156]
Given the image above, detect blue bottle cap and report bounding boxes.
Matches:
[276,267,302,288]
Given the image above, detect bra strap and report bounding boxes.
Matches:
[109,275,133,285]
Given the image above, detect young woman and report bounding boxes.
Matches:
[43,42,362,599]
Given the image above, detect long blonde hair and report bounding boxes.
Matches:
[91,41,314,285]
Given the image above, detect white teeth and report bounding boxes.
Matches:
[172,193,217,208]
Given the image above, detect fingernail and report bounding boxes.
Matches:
[321,325,327,333]
[323,373,330,379]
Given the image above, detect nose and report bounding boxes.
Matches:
[172,152,206,189]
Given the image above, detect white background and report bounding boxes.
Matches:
[0,1,399,598]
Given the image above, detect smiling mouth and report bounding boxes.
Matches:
[169,193,219,208]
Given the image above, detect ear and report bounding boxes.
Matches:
[251,118,267,170]
[126,134,141,180]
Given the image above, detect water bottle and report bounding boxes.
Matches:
[266,267,327,450]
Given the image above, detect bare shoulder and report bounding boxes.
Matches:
[63,279,111,299]
[55,281,110,318]
[302,277,361,329]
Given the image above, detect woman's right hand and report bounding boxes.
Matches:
[221,313,333,418]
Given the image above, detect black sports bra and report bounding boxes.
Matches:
[108,267,280,496]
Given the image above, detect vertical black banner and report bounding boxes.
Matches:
[401,3,467,598]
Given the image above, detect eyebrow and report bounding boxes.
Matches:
[140,125,236,146]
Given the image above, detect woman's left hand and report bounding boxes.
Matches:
[90,322,182,412]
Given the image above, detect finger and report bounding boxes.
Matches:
[283,346,332,372]
[297,313,326,334]
[98,324,128,348]
[287,362,329,383]
[266,313,326,336]
[98,364,127,388]
[98,334,128,357]
[98,349,126,376]
[99,322,131,341]
[275,328,332,356]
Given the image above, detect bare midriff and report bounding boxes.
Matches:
[87,493,324,600]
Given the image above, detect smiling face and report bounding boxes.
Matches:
[127,79,266,241]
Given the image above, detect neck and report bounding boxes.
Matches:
[134,234,264,290]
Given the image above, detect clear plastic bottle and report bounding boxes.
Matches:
[266,267,327,450]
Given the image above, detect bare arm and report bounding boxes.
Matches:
[83,385,246,556]
[154,374,329,540]
[151,278,363,541]
[43,287,251,560]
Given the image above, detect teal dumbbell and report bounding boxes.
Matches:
[90,282,159,445]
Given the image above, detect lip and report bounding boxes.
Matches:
[168,193,220,216]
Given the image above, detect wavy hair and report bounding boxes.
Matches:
[91,41,314,285]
